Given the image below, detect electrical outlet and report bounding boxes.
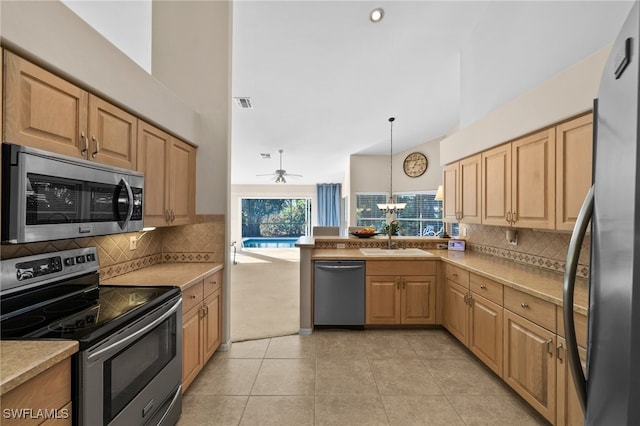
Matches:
[129,236,137,250]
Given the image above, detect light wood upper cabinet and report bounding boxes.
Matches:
[511,128,556,229]
[4,51,137,169]
[4,50,88,158]
[88,95,137,169]
[556,113,593,231]
[443,162,459,222]
[137,120,196,227]
[481,143,512,226]
[443,154,481,224]
[481,128,556,229]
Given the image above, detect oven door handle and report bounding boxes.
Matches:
[87,298,182,362]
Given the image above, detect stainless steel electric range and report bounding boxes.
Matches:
[0,247,183,426]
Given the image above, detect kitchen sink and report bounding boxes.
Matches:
[359,248,434,256]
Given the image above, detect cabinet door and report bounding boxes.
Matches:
[88,95,137,169]
[366,276,400,324]
[481,143,511,226]
[182,304,203,391]
[459,154,481,224]
[443,280,469,344]
[504,310,556,423]
[168,138,196,226]
[401,275,436,324]
[203,289,221,362]
[4,51,88,158]
[443,162,459,222]
[511,128,556,229]
[556,113,593,231]
[556,337,586,426]
[469,293,503,377]
[137,120,170,227]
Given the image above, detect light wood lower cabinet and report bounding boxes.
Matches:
[182,270,222,391]
[1,358,72,425]
[556,337,586,426]
[503,309,556,424]
[365,261,436,325]
[443,269,504,377]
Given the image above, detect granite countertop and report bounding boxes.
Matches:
[101,262,223,290]
[1,340,78,395]
[311,248,588,315]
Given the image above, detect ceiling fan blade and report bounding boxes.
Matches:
[256,173,276,177]
[285,173,303,178]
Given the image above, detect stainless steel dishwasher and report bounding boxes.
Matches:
[313,260,365,327]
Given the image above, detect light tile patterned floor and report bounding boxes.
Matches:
[178,329,550,426]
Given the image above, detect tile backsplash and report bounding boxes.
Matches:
[0,215,225,280]
[463,224,590,278]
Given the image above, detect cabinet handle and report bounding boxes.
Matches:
[468,293,473,305]
[204,305,209,316]
[546,338,554,356]
[479,285,486,290]
[520,303,528,308]
[171,209,175,222]
[463,293,469,304]
[199,306,205,318]
[80,131,88,156]
[402,281,406,290]
[165,210,170,223]
[92,136,99,159]
[506,211,512,224]
[511,211,517,224]
[557,342,564,363]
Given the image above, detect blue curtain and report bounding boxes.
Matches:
[317,184,341,226]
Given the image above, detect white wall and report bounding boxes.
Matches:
[230,185,317,245]
[151,1,231,215]
[0,1,199,143]
[348,137,443,227]
[440,46,610,165]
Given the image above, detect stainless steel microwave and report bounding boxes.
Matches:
[1,143,144,244]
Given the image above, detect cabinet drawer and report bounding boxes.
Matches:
[204,271,222,298]
[366,260,436,276]
[183,281,204,313]
[470,273,503,306]
[445,264,469,287]
[504,287,556,332]
[556,306,588,349]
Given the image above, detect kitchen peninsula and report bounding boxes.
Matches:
[298,234,589,425]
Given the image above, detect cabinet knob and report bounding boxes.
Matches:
[452,272,458,277]
[191,294,197,299]
[520,302,528,308]
[480,285,486,290]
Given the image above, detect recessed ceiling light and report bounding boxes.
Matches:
[370,8,384,23]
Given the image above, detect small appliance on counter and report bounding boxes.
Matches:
[0,247,182,426]
[448,240,466,251]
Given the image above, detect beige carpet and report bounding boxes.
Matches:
[230,248,300,342]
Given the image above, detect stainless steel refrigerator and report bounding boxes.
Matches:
[564,1,640,424]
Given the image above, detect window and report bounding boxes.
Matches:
[356,191,458,237]
[355,193,388,229]
[396,192,444,236]
[241,198,311,237]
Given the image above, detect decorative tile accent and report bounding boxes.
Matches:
[465,224,590,278]
[0,215,226,280]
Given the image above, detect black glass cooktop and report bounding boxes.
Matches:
[1,282,179,349]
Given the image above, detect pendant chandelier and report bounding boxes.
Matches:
[377,117,406,213]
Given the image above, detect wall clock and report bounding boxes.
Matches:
[403,152,428,177]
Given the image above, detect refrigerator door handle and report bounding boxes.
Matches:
[563,184,594,412]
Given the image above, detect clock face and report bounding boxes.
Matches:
[403,152,428,177]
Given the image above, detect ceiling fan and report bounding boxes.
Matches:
[256,149,303,183]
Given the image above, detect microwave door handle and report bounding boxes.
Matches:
[115,178,135,229]
[87,298,182,362]
[563,184,593,412]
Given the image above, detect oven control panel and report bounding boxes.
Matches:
[1,247,99,294]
